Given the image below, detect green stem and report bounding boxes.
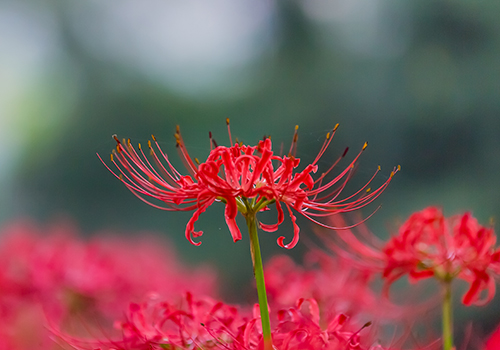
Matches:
[246,214,273,350]
[442,280,453,350]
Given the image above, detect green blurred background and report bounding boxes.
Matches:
[1,0,500,337]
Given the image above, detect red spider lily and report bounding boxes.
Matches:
[324,207,500,306]
[100,121,398,248]
[382,207,500,306]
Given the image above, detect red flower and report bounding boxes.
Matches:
[101,122,398,248]
[319,207,500,306]
[382,207,500,305]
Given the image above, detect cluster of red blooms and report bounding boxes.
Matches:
[61,292,384,350]
[2,215,500,349]
[0,219,397,350]
[0,220,216,350]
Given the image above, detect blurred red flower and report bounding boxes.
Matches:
[324,207,500,306]
[0,220,217,349]
[383,207,500,306]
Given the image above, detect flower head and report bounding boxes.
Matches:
[382,207,500,305]
[101,121,398,248]
[317,207,500,307]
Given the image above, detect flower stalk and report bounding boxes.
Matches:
[442,280,453,350]
[245,201,273,350]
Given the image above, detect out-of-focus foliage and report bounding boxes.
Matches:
[1,0,500,333]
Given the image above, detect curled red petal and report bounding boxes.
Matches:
[277,204,300,249]
[259,201,284,233]
[185,200,213,246]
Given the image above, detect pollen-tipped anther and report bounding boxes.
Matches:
[226,118,230,125]
[113,135,120,143]
[333,123,339,131]
[151,134,157,142]
[147,140,152,149]
[362,142,368,151]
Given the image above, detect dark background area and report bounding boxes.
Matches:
[1,0,499,339]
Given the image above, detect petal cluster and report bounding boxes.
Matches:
[103,124,398,248]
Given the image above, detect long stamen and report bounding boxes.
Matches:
[312,146,349,187]
[288,125,299,157]
[226,118,233,146]
[311,124,339,166]
[173,127,198,176]
[209,131,214,151]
